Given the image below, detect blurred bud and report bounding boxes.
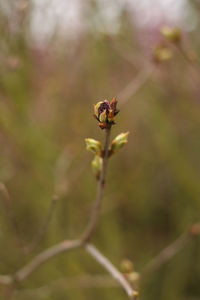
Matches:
[85,138,102,154]
[189,223,200,236]
[160,26,181,43]
[91,155,103,179]
[94,98,119,129]
[126,272,140,283]
[153,44,173,63]
[120,258,134,273]
[111,132,129,153]
[131,291,139,299]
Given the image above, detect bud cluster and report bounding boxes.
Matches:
[153,27,182,64]
[94,98,119,129]
[85,98,129,179]
[120,259,140,296]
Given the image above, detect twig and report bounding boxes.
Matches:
[14,239,81,283]
[118,65,155,107]
[14,275,118,299]
[0,182,24,249]
[85,244,138,300]
[81,127,111,243]
[141,232,191,276]
[24,195,59,254]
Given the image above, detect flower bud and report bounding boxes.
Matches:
[93,98,119,129]
[153,44,173,63]
[91,155,103,179]
[85,138,102,154]
[120,259,134,273]
[160,26,181,43]
[111,132,129,153]
[126,272,140,283]
[131,291,139,299]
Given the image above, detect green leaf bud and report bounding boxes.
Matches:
[153,44,173,63]
[91,155,103,179]
[85,138,102,154]
[120,258,134,273]
[160,26,181,43]
[111,132,129,153]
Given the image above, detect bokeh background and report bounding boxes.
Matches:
[0,0,200,299]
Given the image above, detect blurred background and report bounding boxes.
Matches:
[0,0,200,299]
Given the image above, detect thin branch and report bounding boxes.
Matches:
[81,127,111,243]
[118,65,155,107]
[0,182,24,249]
[141,232,191,276]
[14,275,118,299]
[24,195,59,254]
[85,244,138,300]
[14,239,81,283]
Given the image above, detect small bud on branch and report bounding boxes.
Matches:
[153,44,173,63]
[160,26,181,44]
[91,155,103,179]
[94,98,119,129]
[85,138,102,155]
[111,132,129,153]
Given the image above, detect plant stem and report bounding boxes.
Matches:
[81,127,111,243]
[85,244,138,299]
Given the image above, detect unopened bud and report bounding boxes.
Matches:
[93,98,119,129]
[91,155,103,179]
[161,26,181,43]
[153,44,173,63]
[85,138,102,154]
[126,272,140,283]
[131,291,139,299]
[111,132,129,153]
[120,258,134,273]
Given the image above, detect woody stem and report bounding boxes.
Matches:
[81,127,111,243]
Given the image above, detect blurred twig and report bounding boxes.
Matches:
[141,224,200,276]
[14,239,81,283]
[24,195,59,254]
[0,183,24,249]
[14,275,118,299]
[85,244,137,299]
[118,65,155,107]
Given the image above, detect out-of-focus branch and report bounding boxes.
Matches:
[118,65,155,107]
[81,127,111,243]
[24,195,59,254]
[0,182,24,249]
[14,239,81,283]
[142,233,189,275]
[14,275,118,299]
[85,244,138,300]
[142,224,200,276]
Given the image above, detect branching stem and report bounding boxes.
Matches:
[81,127,111,243]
